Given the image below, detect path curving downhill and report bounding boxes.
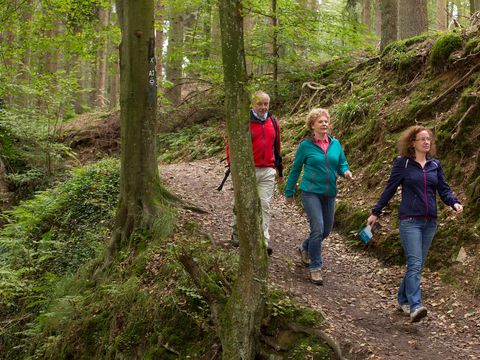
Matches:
[160,158,480,360]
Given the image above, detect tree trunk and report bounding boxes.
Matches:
[398,0,428,39]
[380,0,397,51]
[437,0,447,30]
[155,0,164,83]
[111,0,162,254]
[272,0,278,99]
[95,5,110,108]
[470,0,480,15]
[375,0,382,35]
[362,0,372,31]
[218,0,268,358]
[165,10,184,106]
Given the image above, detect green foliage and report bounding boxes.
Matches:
[0,159,120,316]
[429,33,463,71]
[157,121,224,163]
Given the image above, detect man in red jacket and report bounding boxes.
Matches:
[227,91,283,255]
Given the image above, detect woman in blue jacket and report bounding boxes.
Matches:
[285,108,352,285]
[367,126,463,323]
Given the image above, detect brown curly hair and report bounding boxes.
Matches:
[397,125,436,158]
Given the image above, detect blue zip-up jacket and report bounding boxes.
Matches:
[372,156,460,219]
[284,136,349,198]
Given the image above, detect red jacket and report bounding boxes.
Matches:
[226,111,283,177]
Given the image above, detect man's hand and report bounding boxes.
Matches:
[277,176,284,184]
[285,197,294,205]
[344,170,353,180]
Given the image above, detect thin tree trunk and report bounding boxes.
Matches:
[398,0,428,39]
[380,0,397,51]
[155,0,164,83]
[110,0,162,254]
[165,10,183,106]
[218,0,268,358]
[375,0,382,35]
[96,5,110,108]
[363,0,372,31]
[272,0,278,99]
[437,0,447,30]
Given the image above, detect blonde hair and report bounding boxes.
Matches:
[397,125,436,158]
[305,108,330,129]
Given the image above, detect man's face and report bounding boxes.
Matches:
[252,95,270,118]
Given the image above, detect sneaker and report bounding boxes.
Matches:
[298,247,310,266]
[230,233,239,247]
[410,306,427,323]
[398,304,410,315]
[310,270,323,285]
[267,246,273,256]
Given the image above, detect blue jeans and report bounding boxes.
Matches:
[398,218,437,311]
[301,191,336,271]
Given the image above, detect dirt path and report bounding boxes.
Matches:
[160,158,480,360]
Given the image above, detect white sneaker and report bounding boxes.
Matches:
[410,306,427,323]
[398,304,410,315]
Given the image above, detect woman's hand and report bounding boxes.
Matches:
[344,170,353,180]
[453,203,463,213]
[367,214,378,227]
[285,197,294,205]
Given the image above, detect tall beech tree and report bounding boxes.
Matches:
[218,0,268,357]
[398,0,428,39]
[111,0,163,253]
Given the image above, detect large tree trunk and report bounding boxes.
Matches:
[111,0,162,254]
[437,0,447,30]
[165,10,184,106]
[375,0,382,35]
[398,0,428,39]
[380,0,397,51]
[218,0,268,358]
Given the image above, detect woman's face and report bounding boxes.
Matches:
[311,115,330,137]
[412,130,432,155]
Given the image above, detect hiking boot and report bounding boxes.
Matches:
[267,246,273,256]
[230,233,239,247]
[298,247,310,266]
[398,304,410,315]
[410,306,427,323]
[310,270,323,285]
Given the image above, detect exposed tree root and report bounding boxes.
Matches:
[415,62,480,119]
[451,103,478,140]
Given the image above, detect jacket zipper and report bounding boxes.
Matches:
[262,122,266,166]
[423,167,428,217]
[325,144,329,195]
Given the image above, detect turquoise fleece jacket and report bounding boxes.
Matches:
[284,136,350,198]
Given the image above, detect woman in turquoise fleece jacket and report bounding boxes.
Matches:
[285,108,352,285]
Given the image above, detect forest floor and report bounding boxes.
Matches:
[160,158,480,360]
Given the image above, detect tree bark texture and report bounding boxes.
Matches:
[155,0,164,83]
[470,0,480,15]
[375,0,382,35]
[112,0,162,252]
[398,0,428,39]
[436,0,447,30]
[165,10,184,106]
[380,0,397,51]
[218,0,269,358]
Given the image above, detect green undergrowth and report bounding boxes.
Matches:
[0,157,332,358]
[157,120,224,163]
